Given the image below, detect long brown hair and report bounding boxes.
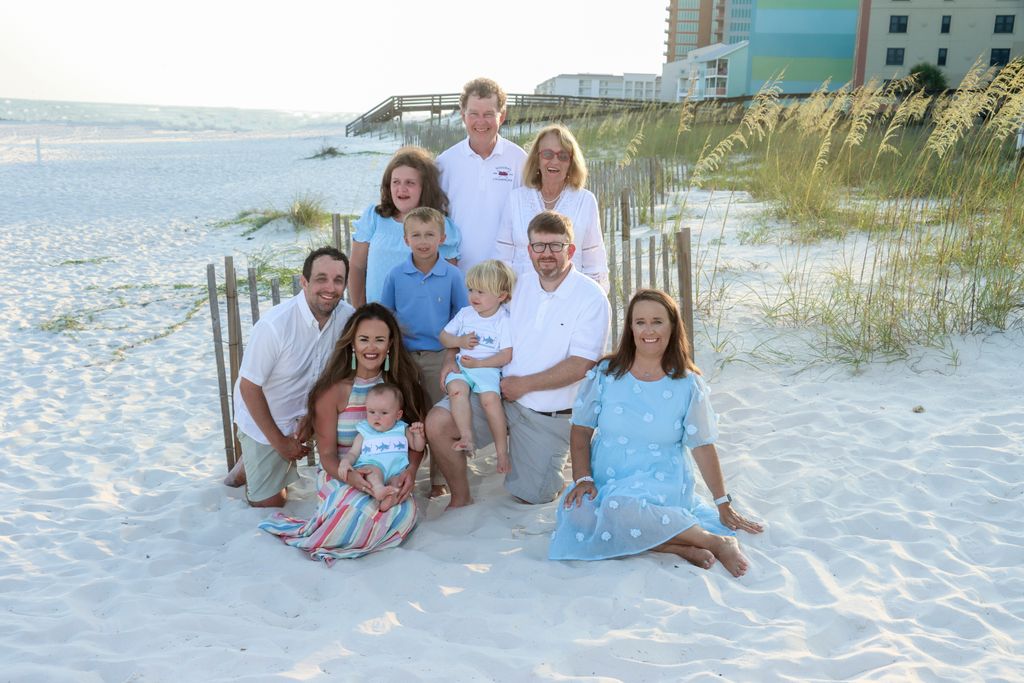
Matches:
[376,146,449,219]
[307,303,428,424]
[603,289,701,380]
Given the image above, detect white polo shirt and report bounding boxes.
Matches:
[233,293,355,444]
[437,135,527,273]
[504,265,610,412]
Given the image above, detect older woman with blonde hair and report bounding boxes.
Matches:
[495,124,609,292]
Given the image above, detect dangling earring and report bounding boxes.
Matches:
[383,353,390,373]
[350,351,357,370]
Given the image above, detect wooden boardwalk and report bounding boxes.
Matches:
[345,92,675,137]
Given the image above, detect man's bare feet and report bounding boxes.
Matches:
[708,535,749,577]
[223,459,246,488]
[445,495,473,511]
[429,484,449,498]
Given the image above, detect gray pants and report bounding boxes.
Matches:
[435,394,571,504]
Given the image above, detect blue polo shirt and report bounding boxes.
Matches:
[380,256,469,351]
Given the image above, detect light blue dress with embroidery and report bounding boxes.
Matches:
[549,360,733,561]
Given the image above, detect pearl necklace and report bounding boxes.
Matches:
[540,186,564,209]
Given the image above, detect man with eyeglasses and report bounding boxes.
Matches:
[426,211,610,508]
[437,77,528,274]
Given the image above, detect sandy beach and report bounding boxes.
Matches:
[1,119,1022,682]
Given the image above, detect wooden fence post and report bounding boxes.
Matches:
[648,236,657,290]
[634,238,642,293]
[247,268,260,324]
[609,238,618,342]
[224,256,243,466]
[675,229,694,351]
[343,216,352,254]
[207,264,235,471]
[332,213,342,252]
[662,240,672,296]
[271,277,281,305]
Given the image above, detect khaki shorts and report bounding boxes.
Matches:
[240,431,299,502]
[433,395,570,504]
[411,349,448,405]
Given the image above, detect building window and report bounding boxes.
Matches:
[991,48,1011,66]
[941,15,951,34]
[938,48,947,66]
[886,48,905,66]
[889,15,908,33]
[994,15,1015,33]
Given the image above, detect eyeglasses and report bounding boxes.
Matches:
[539,149,571,162]
[529,241,569,253]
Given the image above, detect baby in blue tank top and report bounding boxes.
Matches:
[338,384,425,511]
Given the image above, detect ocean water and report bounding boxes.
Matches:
[0,97,358,132]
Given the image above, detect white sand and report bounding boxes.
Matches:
[1,122,1021,682]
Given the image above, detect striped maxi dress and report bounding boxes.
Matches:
[258,374,418,564]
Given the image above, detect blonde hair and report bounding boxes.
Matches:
[466,259,516,302]
[523,124,588,190]
[403,206,446,234]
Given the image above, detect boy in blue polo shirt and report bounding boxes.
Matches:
[380,206,469,497]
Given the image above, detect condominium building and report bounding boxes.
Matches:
[534,73,662,100]
[747,0,860,95]
[665,0,753,62]
[661,41,751,100]
[854,0,1024,88]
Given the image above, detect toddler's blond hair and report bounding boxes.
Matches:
[466,259,516,302]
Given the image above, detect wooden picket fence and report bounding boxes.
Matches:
[207,195,692,473]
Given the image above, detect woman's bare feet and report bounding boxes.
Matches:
[429,484,449,499]
[708,535,749,577]
[671,544,717,570]
[223,459,246,488]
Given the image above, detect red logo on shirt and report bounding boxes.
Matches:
[493,166,513,181]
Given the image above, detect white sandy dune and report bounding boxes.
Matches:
[0,122,1021,682]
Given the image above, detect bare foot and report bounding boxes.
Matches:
[223,459,246,488]
[379,489,399,512]
[453,439,475,456]
[670,544,716,570]
[709,536,749,577]
[445,495,473,510]
[429,484,449,499]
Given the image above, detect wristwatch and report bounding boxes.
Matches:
[713,493,732,506]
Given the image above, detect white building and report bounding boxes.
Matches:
[534,73,661,100]
[660,41,750,101]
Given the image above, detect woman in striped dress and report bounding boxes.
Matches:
[259,304,428,564]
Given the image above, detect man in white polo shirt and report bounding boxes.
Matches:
[223,247,355,507]
[426,211,610,506]
[437,77,527,273]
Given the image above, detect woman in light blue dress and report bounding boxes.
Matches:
[550,290,763,577]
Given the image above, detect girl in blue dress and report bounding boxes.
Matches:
[550,289,763,577]
[349,146,462,306]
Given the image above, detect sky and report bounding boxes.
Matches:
[0,0,668,114]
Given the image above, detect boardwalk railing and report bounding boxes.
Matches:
[208,187,692,472]
[346,92,676,137]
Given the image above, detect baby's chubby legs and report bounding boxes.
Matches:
[479,391,510,474]
[446,379,476,455]
[358,466,399,511]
